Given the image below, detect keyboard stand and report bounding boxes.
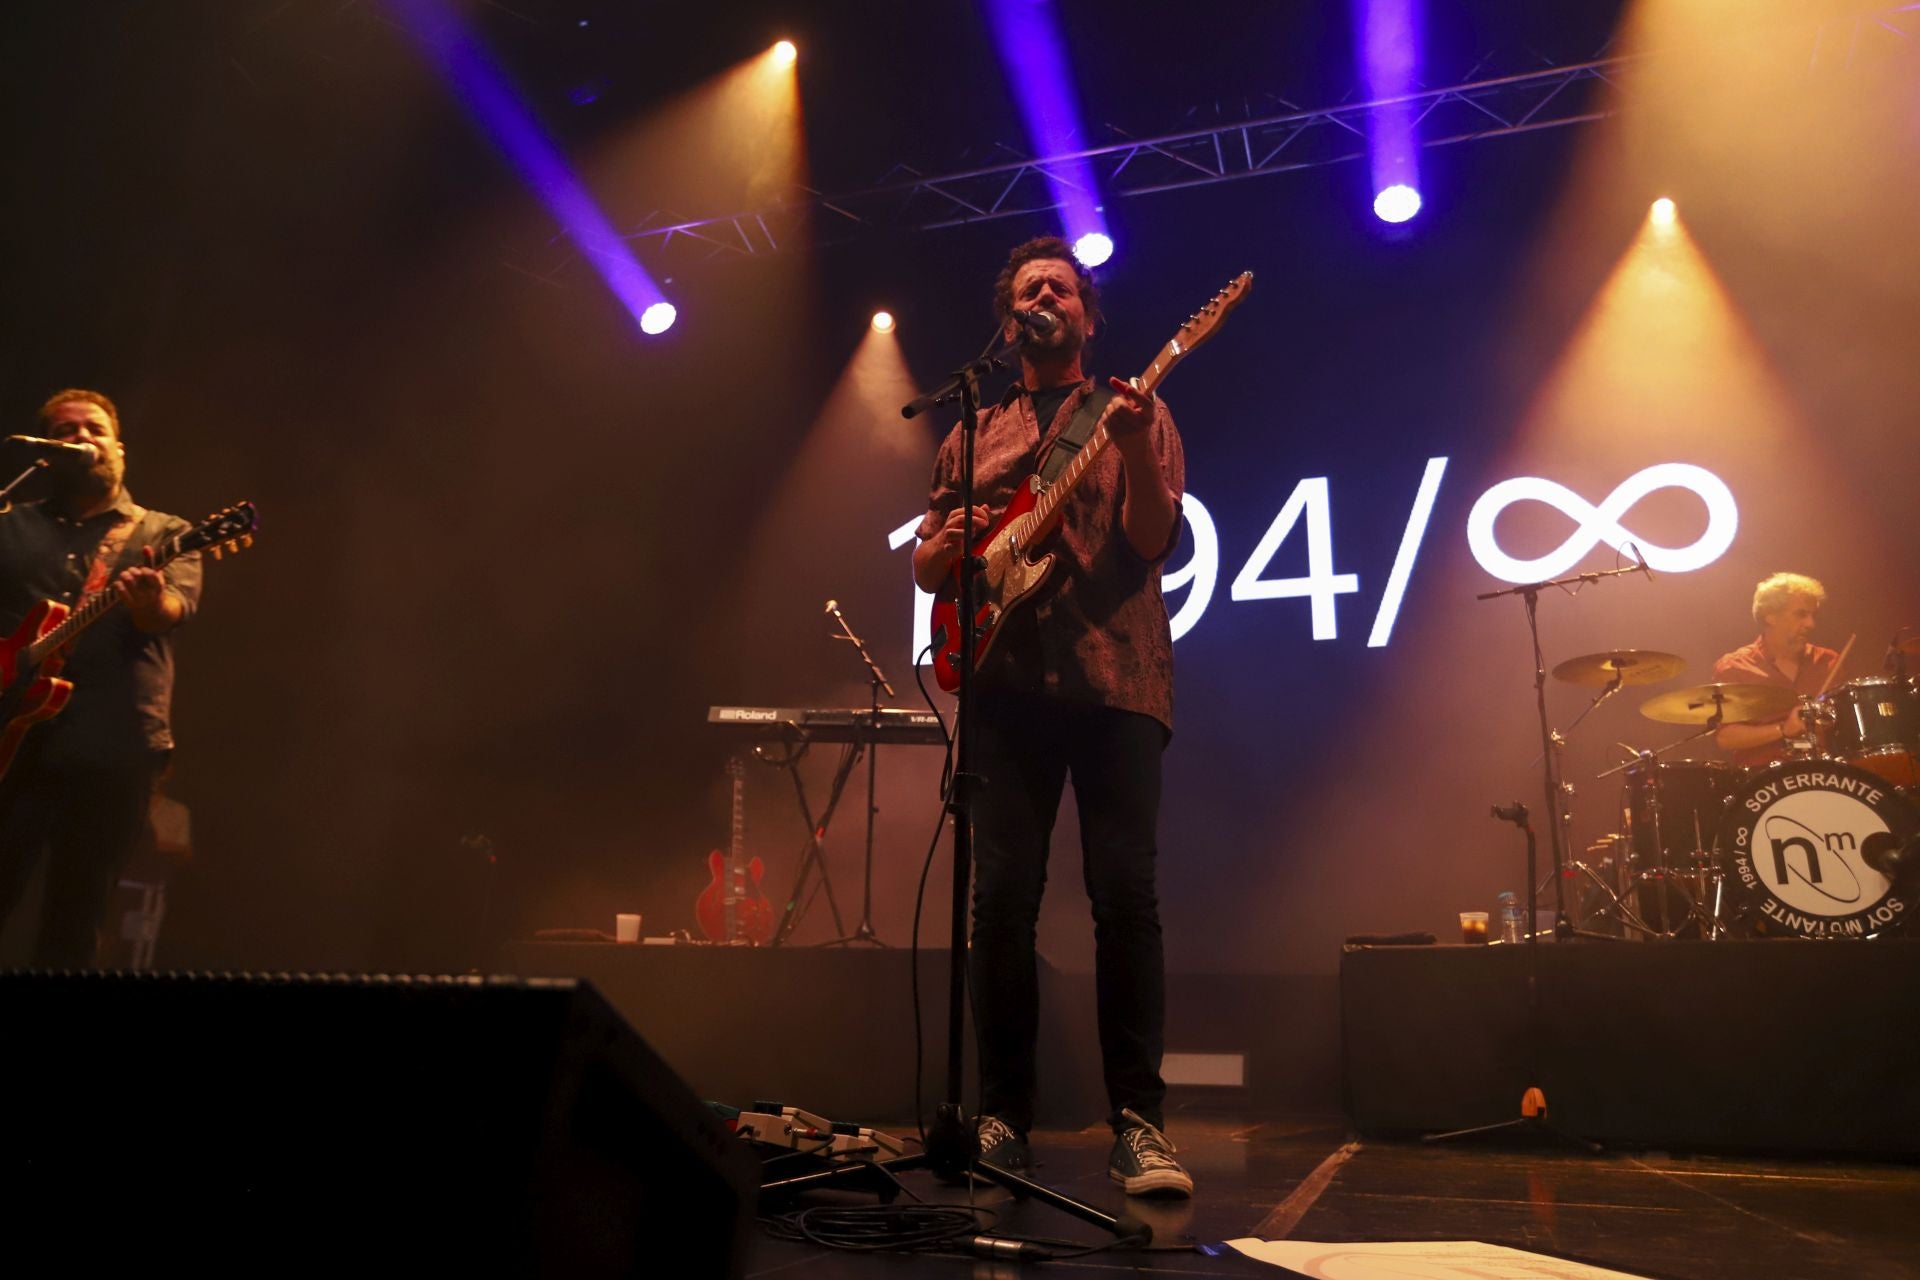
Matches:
[765,730,857,946]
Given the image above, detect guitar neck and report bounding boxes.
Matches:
[1026,351,1179,544]
[26,581,132,668]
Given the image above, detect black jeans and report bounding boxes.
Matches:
[968,687,1167,1134]
[0,737,165,968]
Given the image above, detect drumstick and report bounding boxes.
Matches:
[1814,633,1855,697]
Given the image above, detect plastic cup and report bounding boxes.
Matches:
[615,913,642,943]
[1459,911,1490,944]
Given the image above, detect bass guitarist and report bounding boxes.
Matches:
[0,389,202,966]
[910,237,1191,1197]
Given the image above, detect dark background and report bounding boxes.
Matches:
[2,0,1913,976]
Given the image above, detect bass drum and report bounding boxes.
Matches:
[1716,758,1920,939]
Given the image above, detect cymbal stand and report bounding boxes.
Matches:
[823,599,894,948]
[1478,561,1651,942]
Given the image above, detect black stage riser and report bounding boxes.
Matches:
[1341,940,1920,1157]
[0,971,760,1275]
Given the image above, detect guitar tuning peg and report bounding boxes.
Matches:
[208,546,224,561]
[241,534,254,548]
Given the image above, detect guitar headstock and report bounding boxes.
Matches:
[1173,271,1253,356]
[175,502,260,563]
[1143,272,1252,390]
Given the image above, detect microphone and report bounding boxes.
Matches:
[1491,801,1529,825]
[1626,542,1655,582]
[5,435,99,462]
[1008,308,1058,338]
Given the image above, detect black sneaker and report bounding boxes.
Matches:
[974,1114,1032,1175]
[1108,1109,1192,1197]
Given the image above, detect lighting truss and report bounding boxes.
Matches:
[505,5,1919,282]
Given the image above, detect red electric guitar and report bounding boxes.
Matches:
[0,502,258,783]
[695,756,774,945]
[929,273,1252,692]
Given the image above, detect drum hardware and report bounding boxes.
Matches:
[1476,559,1663,946]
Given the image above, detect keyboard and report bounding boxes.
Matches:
[706,706,946,746]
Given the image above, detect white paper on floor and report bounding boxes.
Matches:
[1225,1238,1654,1279]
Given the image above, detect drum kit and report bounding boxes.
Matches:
[1548,637,1920,941]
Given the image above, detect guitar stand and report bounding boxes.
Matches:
[764,732,855,946]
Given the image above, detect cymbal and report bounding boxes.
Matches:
[1552,649,1686,687]
[1639,682,1797,726]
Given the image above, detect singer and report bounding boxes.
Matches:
[910,237,1191,1196]
[1712,572,1840,767]
[0,389,203,965]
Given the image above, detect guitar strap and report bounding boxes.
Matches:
[81,512,172,597]
[1036,383,1116,488]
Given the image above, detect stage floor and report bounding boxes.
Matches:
[748,1105,1920,1279]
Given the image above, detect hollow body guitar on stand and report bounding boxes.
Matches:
[696,756,774,945]
[0,503,258,784]
[929,272,1252,692]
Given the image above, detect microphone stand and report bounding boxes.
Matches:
[1477,562,1652,943]
[824,599,893,948]
[883,325,1148,1248]
[0,458,51,513]
[1425,803,1602,1153]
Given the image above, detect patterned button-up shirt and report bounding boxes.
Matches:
[917,379,1185,734]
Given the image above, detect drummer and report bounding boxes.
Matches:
[1712,572,1842,767]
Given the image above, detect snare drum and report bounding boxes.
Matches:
[1814,676,1920,787]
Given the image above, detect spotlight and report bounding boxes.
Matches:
[871,310,895,334]
[771,40,797,67]
[640,302,677,335]
[1072,231,1113,268]
[1650,197,1677,226]
[1373,184,1422,224]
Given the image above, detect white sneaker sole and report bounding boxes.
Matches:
[1111,1167,1193,1197]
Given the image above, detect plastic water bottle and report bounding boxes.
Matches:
[1497,891,1524,944]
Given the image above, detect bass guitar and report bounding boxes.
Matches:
[695,755,774,945]
[929,272,1252,692]
[0,502,258,782]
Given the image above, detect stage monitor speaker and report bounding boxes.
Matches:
[0,970,760,1276]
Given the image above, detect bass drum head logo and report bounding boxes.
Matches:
[1721,760,1917,937]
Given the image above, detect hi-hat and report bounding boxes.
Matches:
[1639,682,1797,726]
[1552,649,1686,687]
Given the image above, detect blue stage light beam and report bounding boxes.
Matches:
[391,0,676,336]
[982,0,1112,263]
[1355,0,1424,224]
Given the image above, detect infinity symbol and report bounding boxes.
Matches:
[1466,462,1739,583]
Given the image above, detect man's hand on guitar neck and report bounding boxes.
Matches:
[1106,376,1179,561]
[913,504,991,592]
[114,545,186,635]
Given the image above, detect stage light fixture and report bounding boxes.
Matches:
[871,310,895,333]
[771,40,797,67]
[1072,232,1114,268]
[1373,184,1422,224]
[1650,197,1677,226]
[640,302,678,335]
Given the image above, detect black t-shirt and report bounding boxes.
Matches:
[0,493,201,760]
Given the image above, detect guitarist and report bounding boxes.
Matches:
[910,238,1192,1197]
[0,389,202,966]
